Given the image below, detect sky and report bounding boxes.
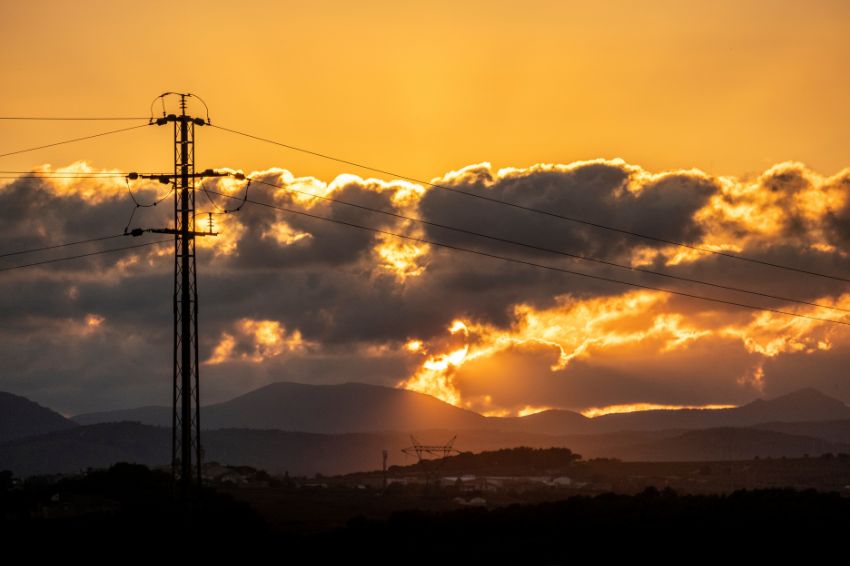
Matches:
[1,0,850,416]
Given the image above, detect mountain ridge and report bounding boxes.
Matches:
[4,420,849,477]
[0,391,78,442]
[71,381,850,436]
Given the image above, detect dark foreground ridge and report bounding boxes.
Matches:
[317,487,850,560]
[3,462,850,558]
[1,463,268,544]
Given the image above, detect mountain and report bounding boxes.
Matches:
[751,420,850,444]
[0,422,581,476]
[3,421,848,477]
[72,405,171,427]
[589,388,850,434]
[7,384,850,477]
[735,388,850,423]
[74,383,850,437]
[489,409,593,435]
[611,427,849,462]
[75,382,489,434]
[0,422,169,476]
[0,391,77,442]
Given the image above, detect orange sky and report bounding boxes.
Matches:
[1,0,849,180]
[2,1,850,415]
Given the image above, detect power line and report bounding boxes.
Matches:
[0,234,127,259]
[125,176,174,207]
[0,116,148,121]
[0,124,150,159]
[198,178,250,216]
[0,170,129,176]
[0,171,167,181]
[123,177,175,233]
[211,124,850,284]
[236,178,850,315]
[0,238,170,273]
[204,189,850,328]
[0,175,129,180]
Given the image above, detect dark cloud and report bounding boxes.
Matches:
[419,162,717,262]
[1,160,849,414]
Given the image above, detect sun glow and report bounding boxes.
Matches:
[397,282,850,415]
[206,318,308,365]
[397,320,471,406]
[581,403,739,418]
[517,405,553,417]
[262,221,312,246]
[375,234,429,282]
[35,162,125,204]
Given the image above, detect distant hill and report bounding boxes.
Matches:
[74,382,489,434]
[612,427,849,461]
[0,422,578,476]
[72,405,171,427]
[588,388,850,433]
[6,384,850,477]
[752,420,850,445]
[0,421,169,475]
[736,388,850,422]
[4,421,850,477]
[0,391,77,442]
[489,409,593,435]
[74,383,850,438]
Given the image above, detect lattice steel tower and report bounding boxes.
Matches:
[146,92,221,494]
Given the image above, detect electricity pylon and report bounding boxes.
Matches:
[130,92,225,496]
[402,435,460,492]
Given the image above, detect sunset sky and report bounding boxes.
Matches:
[2,0,850,416]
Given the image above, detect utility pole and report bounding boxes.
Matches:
[130,92,228,497]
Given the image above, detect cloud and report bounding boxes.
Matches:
[1,159,850,415]
[206,318,311,364]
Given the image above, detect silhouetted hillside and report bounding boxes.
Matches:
[73,382,850,437]
[613,427,848,461]
[3,463,268,544]
[71,405,171,427]
[398,446,582,475]
[74,382,488,433]
[0,422,581,476]
[738,388,850,422]
[489,409,592,434]
[5,419,850,477]
[0,391,77,442]
[304,489,850,559]
[591,388,850,433]
[752,419,850,444]
[3,385,843,476]
[0,422,169,475]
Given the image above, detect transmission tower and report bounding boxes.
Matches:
[129,92,227,496]
[402,435,460,491]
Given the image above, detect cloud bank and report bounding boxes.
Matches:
[2,159,850,415]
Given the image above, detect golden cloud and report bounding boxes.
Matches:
[206,318,310,365]
[398,287,850,414]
